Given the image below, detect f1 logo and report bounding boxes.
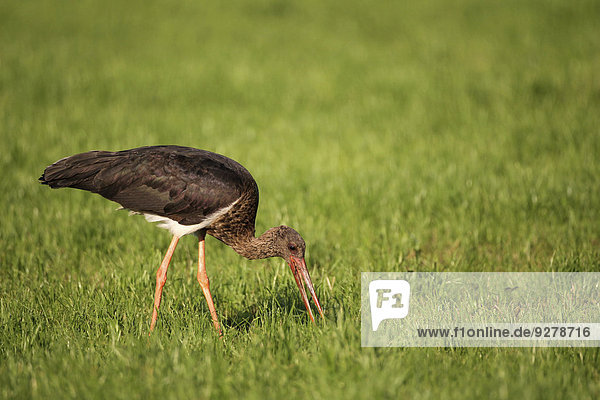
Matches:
[369,280,411,331]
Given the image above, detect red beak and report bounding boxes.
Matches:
[288,255,324,322]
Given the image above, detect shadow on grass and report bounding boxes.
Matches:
[217,286,317,333]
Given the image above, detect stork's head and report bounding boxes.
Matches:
[269,225,324,322]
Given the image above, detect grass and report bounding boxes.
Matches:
[1,0,599,398]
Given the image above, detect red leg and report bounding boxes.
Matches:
[197,235,223,336]
[149,235,179,333]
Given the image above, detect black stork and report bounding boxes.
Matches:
[40,145,324,334]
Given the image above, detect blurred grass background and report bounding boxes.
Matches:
[1,0,599,398]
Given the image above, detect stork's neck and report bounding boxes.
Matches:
[230,228,280,260]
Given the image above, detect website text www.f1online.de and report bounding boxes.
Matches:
[416,325,593,340]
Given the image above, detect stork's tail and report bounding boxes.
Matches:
[39,150,118,192]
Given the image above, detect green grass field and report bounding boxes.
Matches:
[1,0,599,398]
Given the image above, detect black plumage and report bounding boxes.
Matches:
[41,145,256,226]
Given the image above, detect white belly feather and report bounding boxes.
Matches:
[140,198,239,238]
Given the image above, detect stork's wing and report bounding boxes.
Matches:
[40,146,254,225]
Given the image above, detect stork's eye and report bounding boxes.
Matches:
[288,243,297,251]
